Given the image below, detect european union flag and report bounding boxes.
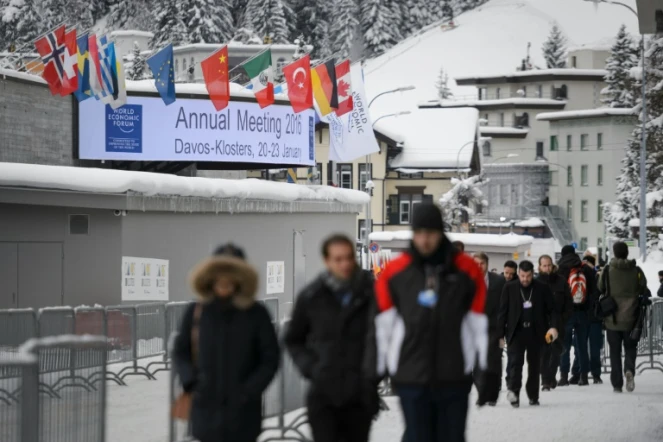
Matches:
[147,44,175,106]
[74,33,91,101]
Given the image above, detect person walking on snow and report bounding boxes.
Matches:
[557,245,596,386]
[371,203,487,442]
[473,252,506,406]
[498,260,559,407]
[502,259,518,388]
[536,255,572,391]
[599,241,648,393]
[285,234,379,442]
[173,244,280,442]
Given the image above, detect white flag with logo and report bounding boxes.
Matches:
[321,64,380,162]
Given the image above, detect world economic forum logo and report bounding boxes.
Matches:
[105,104,143,154]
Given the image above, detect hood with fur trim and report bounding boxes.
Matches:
[189,256,258,310]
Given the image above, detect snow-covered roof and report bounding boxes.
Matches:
[374,107,480,170]
[455,68,607,84]
[568,37,614,53]
[0,67,46,85]
[369,231,534,248]
[480,127,530,135]
[537,107,637,121]
[476,217,545,228]
[428,98,566,108]
[0,163,369,206]
[173,43,300,53]
[110,30,154,38]
[362,0,637,120]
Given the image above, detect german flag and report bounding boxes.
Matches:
[311,59,338,116]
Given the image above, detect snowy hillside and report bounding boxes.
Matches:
[364,0,640,119]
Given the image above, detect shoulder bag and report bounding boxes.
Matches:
[171,303,203,421]
[595,266,618,319]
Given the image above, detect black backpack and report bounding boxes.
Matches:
[595,266,618,319]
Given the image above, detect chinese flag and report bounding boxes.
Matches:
[201,46,230,111]
[283,54,313,113]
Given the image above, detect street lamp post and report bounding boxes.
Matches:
[586,0,647,260]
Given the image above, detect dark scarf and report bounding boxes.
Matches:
[322,269,357,306]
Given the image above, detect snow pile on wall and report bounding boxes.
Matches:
[0,163,369,206]
[369,231,534,248]
[537,108,636,121]
[517,217,545,228]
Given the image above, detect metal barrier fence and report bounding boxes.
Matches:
[0,335,108,442]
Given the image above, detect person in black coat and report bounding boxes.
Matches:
[536,256,573,390]
[498,260,559,407]
[173,244,280,442]
[473,252,506,406]
[284,234,379,442]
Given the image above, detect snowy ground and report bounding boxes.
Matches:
[106,363,663,442]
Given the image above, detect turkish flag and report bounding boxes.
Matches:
[335,59,353,116]
[201,46,230,111]
[283,54,313,113]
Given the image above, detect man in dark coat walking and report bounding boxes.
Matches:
[173,244,280,442]
[536,255,573,390]
[498,260,559,407]
[473,252,506,406]
[285,234,379,442]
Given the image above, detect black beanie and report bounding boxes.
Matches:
[561,245,575,257]
[212,243,246,260]
[583,255,596,266]
[412,203,445,232]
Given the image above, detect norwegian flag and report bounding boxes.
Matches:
[335,60,353,116]
[59,29,79,96]
[34,26,68,95]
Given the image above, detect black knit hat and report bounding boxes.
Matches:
[583,255,596,266]
[561,245,576,256]
[212,243,246,260]
[412,203,445,232]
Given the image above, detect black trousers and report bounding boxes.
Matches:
[607,329,638,389]
[397,383,471,442]
[307,397,373,442]
[507,329,542,401]
[540,343,561,385]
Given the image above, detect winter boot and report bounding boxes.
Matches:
[592,375,603,384]
[613,387,623,393]
[541,385,551,392]
[529,399,540,406]
[578,373,589,386]
[558,373,569,387]
[551,378,558,389]
[625,371,635,392]
[507,390,519,408]
[569,373,580,385]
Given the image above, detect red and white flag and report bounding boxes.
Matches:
[283,54,313,113]
[34,25,67,95]
[335,59,353,116]
[59,28,79,96]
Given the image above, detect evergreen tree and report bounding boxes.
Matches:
[41,0,67,30]
[330,0,358,60]
[441,0,454,22]
[435,66,453,100]
[602,25,639,108]
[243,0,289,44]
[282,0,298,43]
[124,41,148,80]
[231,0,248,27]
[68,0,95,29]
[439,175,488,232]
[186,0,234,44]
[403,0,432,36]
[91,0,111,21]
[458,0,478,12]
[231,27,261,44]
[360,0,401,58]
[542,23,567,68]
[1,0,41,46]
[429,0,444,22]
[150,0,187,48]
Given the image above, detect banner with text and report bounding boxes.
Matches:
[121,256,169,301]
[78,96,316,166]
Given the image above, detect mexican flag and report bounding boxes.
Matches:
[243,49,274,108]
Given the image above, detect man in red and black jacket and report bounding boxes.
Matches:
[370,204,487,442]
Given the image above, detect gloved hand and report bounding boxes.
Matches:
[546,328,559,343]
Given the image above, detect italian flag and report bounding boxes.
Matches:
[243,49,274,108]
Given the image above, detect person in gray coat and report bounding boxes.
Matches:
[598,241,648,393]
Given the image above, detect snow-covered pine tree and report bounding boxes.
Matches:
[457,0,478,12]
[292,35,307,60]
[542,23,567,68]
[67,0,94,29]
[282,0,299,43]
[231,0,248,27]
[429,0,444,22]
[1,0,41,46]
[150,0,187,48]
[435,66,453,100]
[402,0,431,37]
[186,0,234,44]
[441,0,454,22]
[243,0,289,44]
[360,0,402,58]
[231,27,261,44]
[41,0,68,30]
[439,175,488,232]
[108,0,138,30]
[602,24,639,108]
[91,0,111,21]
[330,0,358,60]
[124,41,148,80]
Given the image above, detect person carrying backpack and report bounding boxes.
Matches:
[556,245,597,386]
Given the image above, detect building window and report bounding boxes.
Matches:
[175,58,179,72]
[478,87,487,100]
[399,200,411,224]
[183,58,187,73]
[581,134,589,150]
[359,164,372,191]
[496,88,501,99]
[567,200,573,221]
[598,200,604,222]
[190,57,195,68]
[549,170,558,186]
[308,163,322,184]
[581,200,588,222]
[567,166,573,186]
[276,57,287,77]
[597,133,603,150]
[572,56,577,68]
[358,219,367,243]
[500,184,510,205]
[398,171,424,179]
[580,237,588,251]
[499,113,505,127]
[550,135,558,151]
[336,164,353,189]
[522,86,527,97]
[483,140,492,157]
[388,194,432,225]
[597,164,603,186]
[262,169,287,180]
[581,165,588,186]
[536,141,544,159]
[537,84,543,98]
[566,134,572,151]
